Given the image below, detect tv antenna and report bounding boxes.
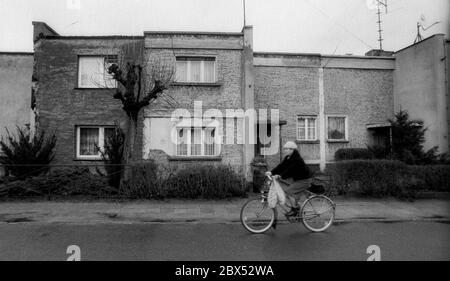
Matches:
[376,0,388,50]
[414,15,441,44]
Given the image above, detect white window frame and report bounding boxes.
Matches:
[76,126,114,159]
[77,55,118,88]
[326,115,348,141]
[297,116,318,141]
[175,126,220,157]
[175,57,216,83]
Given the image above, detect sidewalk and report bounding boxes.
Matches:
[0,195,449,224]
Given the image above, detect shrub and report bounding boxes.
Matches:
[408,165,450,192]
[0,126,56,179]
[121,162,248,199]
[165,164,247,199]
[120,161,166,199]
[325,160,419,198]
[335,148,374,161]
[97,124,125,189]
[0,167,115,198]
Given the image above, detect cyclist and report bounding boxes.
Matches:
[266,141,312,216]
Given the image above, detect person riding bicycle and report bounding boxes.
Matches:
[266,141,312,216]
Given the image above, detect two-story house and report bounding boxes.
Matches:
[31,22,449,181]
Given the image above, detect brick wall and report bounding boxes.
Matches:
[324,68,394,161]
[254,65,320,169]
[34,38,143,164]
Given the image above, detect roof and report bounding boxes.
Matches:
[0,52,33,56]
[40,35,144,40]
[395,33,446,54]
[144,31,243,37]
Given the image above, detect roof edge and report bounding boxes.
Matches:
[395,33,446,54]
[0,51,34,56]
[144,31,243,36]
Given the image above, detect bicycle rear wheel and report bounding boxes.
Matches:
[240,199,276,234]
[301,195,335,232]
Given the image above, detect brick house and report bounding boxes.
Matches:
[31,22,449,180]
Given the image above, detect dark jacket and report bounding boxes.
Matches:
[271,150,311,181]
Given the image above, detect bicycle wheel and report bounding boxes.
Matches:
[240,199,276,234]
[301,195,335,232]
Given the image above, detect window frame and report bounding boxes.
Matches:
[175,126,220,157]
[326,115,349,142]
[77,55,118,89]
[75,126,115,160]
[175,56,217,83]
[296,115,318,141]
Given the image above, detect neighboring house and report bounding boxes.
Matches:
[394,34,450,153]
[32,22,449,181]
[0,52,34,177]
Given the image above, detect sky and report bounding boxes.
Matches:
[0,0,449,55]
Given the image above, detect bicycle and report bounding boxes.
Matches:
[240,175,336,234]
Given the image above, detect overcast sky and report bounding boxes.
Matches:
[1,0,449,55]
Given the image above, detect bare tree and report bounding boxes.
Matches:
[101,45,176,186]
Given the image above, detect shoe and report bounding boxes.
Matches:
[285,207,300,216]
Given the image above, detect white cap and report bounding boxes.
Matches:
[283,141,297,150]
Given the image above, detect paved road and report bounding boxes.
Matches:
[0,221,449,261]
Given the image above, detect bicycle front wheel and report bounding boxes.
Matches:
[240,199,276,234]
[301,195,335,232]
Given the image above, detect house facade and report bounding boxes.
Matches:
[31,22,449,180]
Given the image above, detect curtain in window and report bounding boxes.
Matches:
[79,57,104,88]
[190,128,202,156]
[307,118,316,140]
[176,60,188,82]
[204,60,215,83]
[176,128,188,156]
[204,128,215,156]
[80,128,99,155]
[328,117,346,139]
[297,118,306,140]
[190,61,201,82]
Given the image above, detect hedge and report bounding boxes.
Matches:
[0,167,116,198]
[335,148,373,161]
[96,162,248,199]
[325,160,450,198]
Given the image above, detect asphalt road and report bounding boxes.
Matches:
[0,221,449,261]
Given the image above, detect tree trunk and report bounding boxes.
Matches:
[119,114,138,191]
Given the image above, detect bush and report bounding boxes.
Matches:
[408,165,450,192]
[121,162,247,199]
[121,161,165,199]
[325,160,419,198]
[0,167,115,198]
[97,124,125,189]
[335,148,374,161]
[0,126,56,179]
[165,165,247,199]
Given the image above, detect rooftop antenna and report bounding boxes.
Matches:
[376,0,388,50]
[414,14,441,44]
[243,0,246,26]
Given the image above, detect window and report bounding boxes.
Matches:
[175,57,216,83]
[176,127,218,156]
[297,116,317,141]
[327,116,347,141]
[78,55,117,88]
[76,126,115,159]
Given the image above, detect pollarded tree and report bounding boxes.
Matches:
[101,44,177,185]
